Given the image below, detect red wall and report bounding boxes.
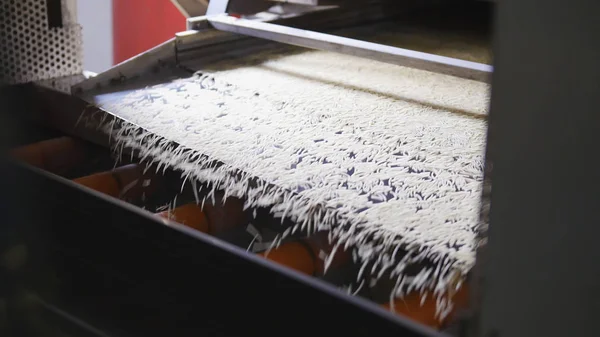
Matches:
[113,0,186,64]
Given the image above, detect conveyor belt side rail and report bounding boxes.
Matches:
[1,160,443,337]
[206,14,493,83]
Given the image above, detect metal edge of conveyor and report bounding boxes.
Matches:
[205,14,492,82]
[0,159,445,337]
[473,0,600,336]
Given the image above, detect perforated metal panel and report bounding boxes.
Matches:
[0,0,83,85]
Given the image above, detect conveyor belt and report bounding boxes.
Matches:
[6,127,470,327]
[1,100,470,335]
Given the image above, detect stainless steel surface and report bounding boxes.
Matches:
[0,0,83,85]
[35,73,90,94]
[61,0,78,24]
[72,39,177,93]
[207,14,493,82]
[175,28,241,56]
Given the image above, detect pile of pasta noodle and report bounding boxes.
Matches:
[91,22,492,318]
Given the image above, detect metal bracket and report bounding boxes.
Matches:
[207,14,493,82]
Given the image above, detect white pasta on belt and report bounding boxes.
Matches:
[95,45,491,313]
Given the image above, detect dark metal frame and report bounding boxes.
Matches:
[0,160,440,337]
[474,0,600,336]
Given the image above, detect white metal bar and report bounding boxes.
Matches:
[208,14,493,83]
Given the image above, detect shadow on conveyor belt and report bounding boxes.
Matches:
[249,63,487,119]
